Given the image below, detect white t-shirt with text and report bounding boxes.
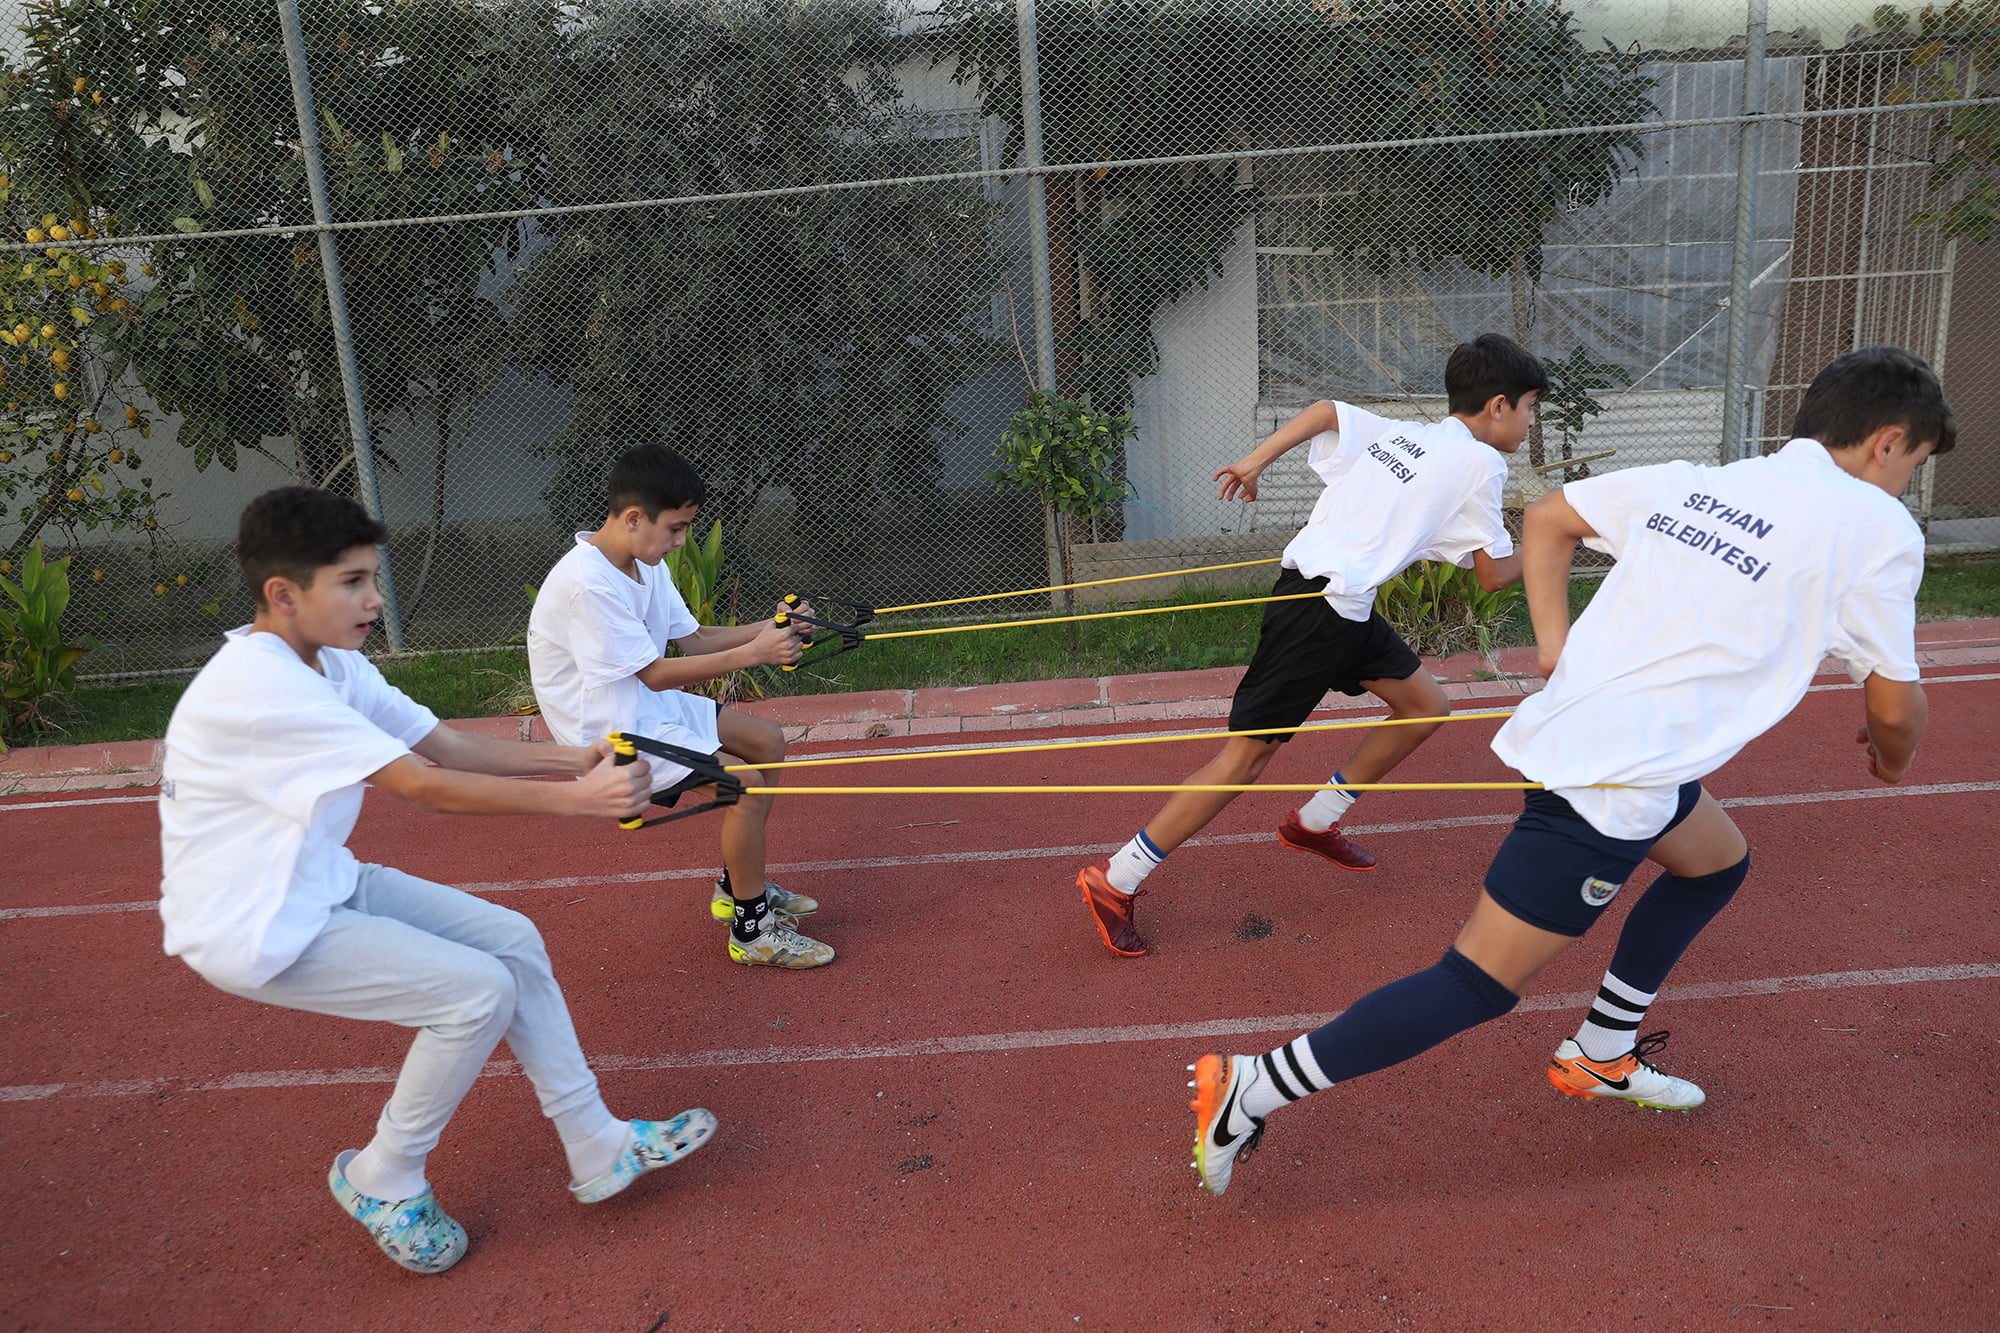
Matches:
[1282,404,1516,621]
[527,534,719,787]
[1492,438,1923,839]
[158,629,439,989]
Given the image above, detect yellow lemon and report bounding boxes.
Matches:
[65,486,83,501]
[38,325,55,339]
[52,382,69,399]
[48,225,68,241]
[92,568,103,580]
[176,573,188,585]
[24,228,43,243]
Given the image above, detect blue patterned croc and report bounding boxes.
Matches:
[570,1110,719,1204]
[328,1150,468,1274]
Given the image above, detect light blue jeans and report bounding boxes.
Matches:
[211,864,607,1159]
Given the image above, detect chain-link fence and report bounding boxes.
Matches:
[2,0,1995,677]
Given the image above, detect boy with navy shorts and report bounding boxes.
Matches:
[160,488,717,1272]
[1076,334,1541,956]
[529,444,835,968]
[1188,345,1950,1195]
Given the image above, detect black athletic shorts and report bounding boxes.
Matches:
[1482,781,1704,936]
[1226,567,1423,740]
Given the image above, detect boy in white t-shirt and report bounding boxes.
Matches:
[528,444,834,968]
[1188,345,1950,1196]
[160,487,716,1273]
[1076,334,1542,956]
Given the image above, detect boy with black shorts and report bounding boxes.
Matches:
[529,444,835,968]
[1188,345,1949,1195]
[1076,334,1541,956]
[160,488,716,1272]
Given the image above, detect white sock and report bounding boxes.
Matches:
[1240,1035,1336,1119]
[345,1141,429,1202]
[558,1103,629,1185]
[1296,772,1359,833]
[1106,830,1167,895]
[1574,972,1657,1061]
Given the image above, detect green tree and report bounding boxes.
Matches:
[940,0,1653,463]
[1882,1,2000,241]
[497,0,1009,560]
[0,0,167,561]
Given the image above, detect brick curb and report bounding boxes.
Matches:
[8,617,1999,796]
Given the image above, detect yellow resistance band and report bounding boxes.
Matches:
[872,557,1284,616]
[724,710,1516,772]
[739,782,1551,795]
[862,590,1324,642]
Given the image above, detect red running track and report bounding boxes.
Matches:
[3,667,1998,1330]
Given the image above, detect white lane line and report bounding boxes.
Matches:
[10,666,2000,814]
[4,963,1992,1103]
[0,793,158,812]
[7,779,1998,922]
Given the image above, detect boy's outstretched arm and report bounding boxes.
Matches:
[411,725,599,778]
[369,740,651,819]
[637,616,801,690]
[1856,673,1927,783]
[1521,491,1596,676]
[1215,400,1340,502]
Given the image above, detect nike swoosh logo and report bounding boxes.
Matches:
[1581,1065,1631,1091]
[1211,1075,1246,1147]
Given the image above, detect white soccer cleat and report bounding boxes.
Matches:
[1188,1053,1266,1196]
[1547,1031,1706,1110]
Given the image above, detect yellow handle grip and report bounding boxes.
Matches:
[608,733,644,829]
[775,610,797,672]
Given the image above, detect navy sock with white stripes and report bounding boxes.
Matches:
[1236,948,1519,1122]
[1575,854,1749,1061]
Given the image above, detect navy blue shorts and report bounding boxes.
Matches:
[1482,782,1704,936]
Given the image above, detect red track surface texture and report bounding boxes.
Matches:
[4,667,1999,1330]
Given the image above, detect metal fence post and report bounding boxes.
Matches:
[276,0,407,650]
[1719,0,1770,464]
[1014,0,1069,606]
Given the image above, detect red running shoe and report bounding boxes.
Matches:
[1275,810,1376,871]
[1077,863,1148,956]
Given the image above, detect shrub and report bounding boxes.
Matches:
[1374,560,1520,659]
[0,541,95,750]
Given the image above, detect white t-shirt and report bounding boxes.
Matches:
[527,535,719,787]
[158,629,439,989]
[1492,438,1923,839]
[1282,404,1516,621]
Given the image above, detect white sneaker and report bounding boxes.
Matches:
[727,914,835,969]
[1188,1053,1266,1196]
[1547,1031,1706,1110]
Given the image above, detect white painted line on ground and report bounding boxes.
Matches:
[0,793,158,812]
[2,963,1992,1103]
[6,780,1998,922]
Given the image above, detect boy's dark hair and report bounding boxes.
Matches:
[1445,333,1549,415]
[607,444,706,517]
[1791,346,1956,456]
[237,487,385,607]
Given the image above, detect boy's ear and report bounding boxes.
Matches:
[261,574,299,616]
[613,503,648,531]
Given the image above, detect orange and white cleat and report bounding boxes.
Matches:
[1188,1052,1265,1196]
[1547,1030,1705,1110]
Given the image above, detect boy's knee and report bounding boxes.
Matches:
[453,954,518,1029]
[488,906,553,970]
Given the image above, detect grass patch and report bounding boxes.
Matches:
[28,553,2000,747]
